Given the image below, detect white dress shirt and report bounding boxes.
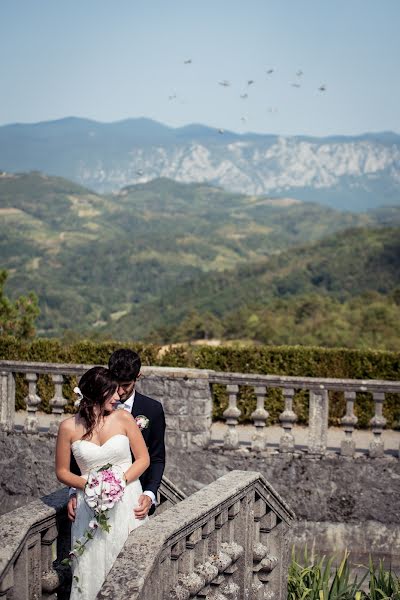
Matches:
[70,390,156,505]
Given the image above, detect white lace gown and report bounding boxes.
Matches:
[70,434,146,600]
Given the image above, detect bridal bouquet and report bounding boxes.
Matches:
[63,463,126,569]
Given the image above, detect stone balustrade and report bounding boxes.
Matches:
[97,470,295,600]
[0,478,185,599]
[1,360,399,457]
[208,371,400,457]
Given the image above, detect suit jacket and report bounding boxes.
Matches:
[70,391,166,511]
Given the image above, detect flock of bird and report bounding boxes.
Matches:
[166,59,327,134]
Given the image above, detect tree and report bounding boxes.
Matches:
[0,270,39,339]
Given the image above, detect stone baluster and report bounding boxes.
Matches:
[41,525,61,599]
[340,391,358,456]
[279,388,297,453]
[49,374,68,434]
[307,388,328,455]
[169,539,186,594]
[10,547,28,599]
[195,519,218,597]
[223,384,241,450]
[24,373,41,433]
[0,370,15,432]
[0,566,14,598]
[252,496,279,597]
[369,392,386,458]
[251,386,269,452]
[173,528,207,598]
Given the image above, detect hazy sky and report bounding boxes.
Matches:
[1,0,399,136]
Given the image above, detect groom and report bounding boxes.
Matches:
[67,348,166,521]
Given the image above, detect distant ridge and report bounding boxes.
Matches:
[0,117,399,210]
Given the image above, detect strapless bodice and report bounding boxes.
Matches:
[71,433,132,476]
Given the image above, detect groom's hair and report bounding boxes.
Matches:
[108,349,141,382]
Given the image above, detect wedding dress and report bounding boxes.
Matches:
[70,434,146,600]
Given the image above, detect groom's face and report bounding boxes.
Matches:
[117,379,136,402]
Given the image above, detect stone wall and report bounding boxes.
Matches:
[1,430,399,569]
[1,362,399,571]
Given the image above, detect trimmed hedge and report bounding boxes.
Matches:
[0,337,159,414]
[1,337,399,427]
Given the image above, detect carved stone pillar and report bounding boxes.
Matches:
[0,370,15,432]
[24,373,41,433]
[279,388,297,453]
[49,374,68,434]
[369,392,386,458]
[307,388,328,455]
[340,391,358,456]
[251,386,269,452]
[223,385,241,450]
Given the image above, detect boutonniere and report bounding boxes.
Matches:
[135,415,150,430]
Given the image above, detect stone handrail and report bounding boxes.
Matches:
[98,470,295,600]
[1,360,399,457]
[0,487,69,599]
[0,477,185,599]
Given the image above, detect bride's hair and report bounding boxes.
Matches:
[77,366,118,440]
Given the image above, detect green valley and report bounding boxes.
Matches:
[1,171,399,349]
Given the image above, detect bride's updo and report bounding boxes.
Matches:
[77,366,118,440]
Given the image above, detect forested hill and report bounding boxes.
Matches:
[102,226,400,348]
[1,171,399,348]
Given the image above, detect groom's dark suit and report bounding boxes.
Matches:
[70,391,166,514]
[130,391,166,504]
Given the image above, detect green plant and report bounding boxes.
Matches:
[365,557,400,600]
[288,550,400,600]
[288,548,366,600]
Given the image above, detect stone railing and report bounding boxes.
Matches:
[209,371,400,457]
[0,361,213,451]
[0,477,185,599]
[1,360,399,457]
[98,470,295,600]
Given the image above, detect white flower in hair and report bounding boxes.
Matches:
[73,386,83,407]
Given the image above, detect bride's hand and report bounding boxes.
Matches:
[67,495,77,522]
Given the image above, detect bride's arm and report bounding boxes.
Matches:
[118,412,150,484]
[55,419,87,490]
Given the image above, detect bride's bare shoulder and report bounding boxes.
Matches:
[112,409,135,424]
[57,415,80,435]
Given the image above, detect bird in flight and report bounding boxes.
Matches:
[184,59,192,64]
[318,84,327,92]
[296,70,303,77]
[240,93,248,99]
[247,79,254,85]
[219,80,231,87]
[291,82,301,88]
[266,68,274,74]
[218,128,224,134]
[136,170,144,176]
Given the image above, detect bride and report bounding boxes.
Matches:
[56,366,150,600]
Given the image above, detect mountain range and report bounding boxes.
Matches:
[0,117,399,211]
